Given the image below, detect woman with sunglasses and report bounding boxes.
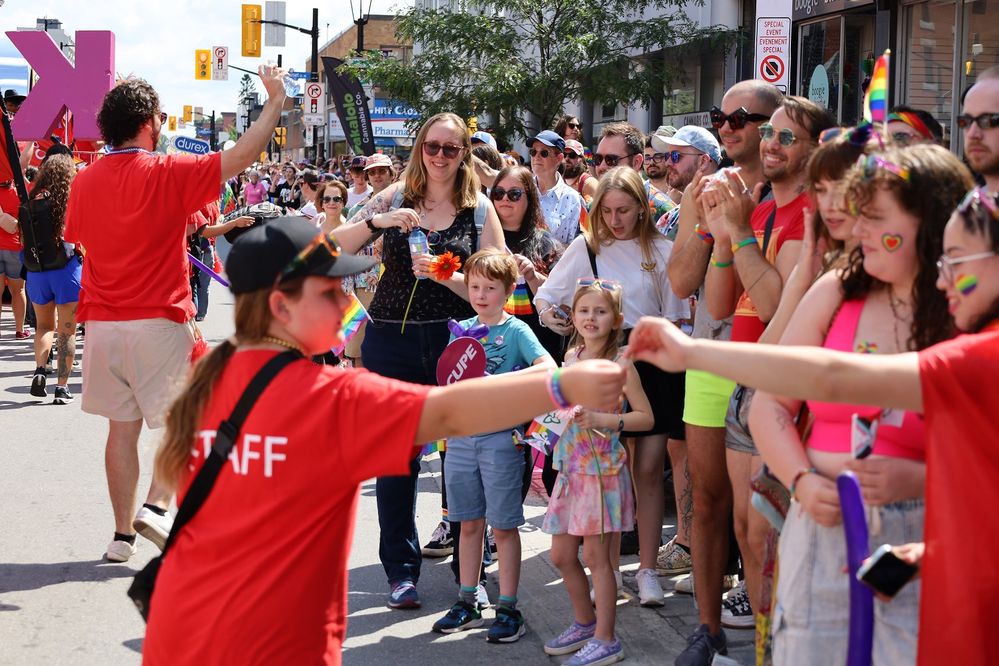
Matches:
[628,184,999,666]
[555,115,583,143]
[330,112,504,610]
[316,180,349,235]
[743,144,971,665]
[535,167,690,607]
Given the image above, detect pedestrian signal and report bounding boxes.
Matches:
[195,50,211,81]
[242,5,262,58]
[274,127,286,146]
[168,116,177,132]
[183,105,193,122]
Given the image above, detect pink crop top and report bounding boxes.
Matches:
[805,298,926,461]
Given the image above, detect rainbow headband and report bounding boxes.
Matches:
[887,111,934,140]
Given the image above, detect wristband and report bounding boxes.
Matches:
[694,224,714,244]
[711,257,733,268]
[617,418,625,433]
[365,216,380,233]
[546,368,572,409]
[789,466,818,500]
[731,237,757,254]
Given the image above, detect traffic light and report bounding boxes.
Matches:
[183,105,193,122]
[195,50,211,80]
[168,116,177,132]
[274,127,286,146]
[241,4,262,58]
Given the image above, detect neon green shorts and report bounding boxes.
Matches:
[682,369,737,428]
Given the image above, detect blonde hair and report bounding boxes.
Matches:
[404,112,480,211]
[586,167,663,264]
[463,248,519,290]
[155,279,305,491]
[568,282,624,361]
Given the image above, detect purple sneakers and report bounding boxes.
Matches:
[566,638,625,666]
[544,620,597,656]
[388,580,420,609]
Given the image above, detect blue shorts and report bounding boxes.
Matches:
[25,255,82,305]
[443,430,525,529]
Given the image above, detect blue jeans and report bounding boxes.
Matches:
[362,319,451,586]
[191,248,213,319]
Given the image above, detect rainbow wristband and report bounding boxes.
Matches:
[694,224,714,244]
[711,257,734,268]
[546,368,572,409]
[789,466,818,500]
[731,237,757,254]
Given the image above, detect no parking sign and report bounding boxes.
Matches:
[755,0,791,93]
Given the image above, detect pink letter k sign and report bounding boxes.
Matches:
[6,30,115,141]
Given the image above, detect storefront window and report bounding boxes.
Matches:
[960,0,999,88]
[799,18,842,121]
[902,0,957,138]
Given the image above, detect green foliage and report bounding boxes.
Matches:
[238,73,257,101]
[342,0,738,143]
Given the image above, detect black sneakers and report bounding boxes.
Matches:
[421,520,454,557]
[675,624,727,666]
[30,368,47,397]
[53,386,74,405]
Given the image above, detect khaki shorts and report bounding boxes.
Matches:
[81,318,196,428]
[344,287,375,360]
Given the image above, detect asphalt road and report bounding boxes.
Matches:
[0,275,753,665]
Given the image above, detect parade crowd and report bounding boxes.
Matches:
[1,62,998,666]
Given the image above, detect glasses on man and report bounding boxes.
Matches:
[563,151,582,160]
[668,150,699,164]
[936,251,997,284]
[158,112,168,123]
[576,278,623,292]
[645,152,666,164]
[956,113,999,130]
[274,232,341,286]
[759,123,799,147]
[529,148,555,159]
[592,153,636,167]
[710,106,770,131]
[422,141,464,159]
[490,187,524,202]
[322,195,344,204]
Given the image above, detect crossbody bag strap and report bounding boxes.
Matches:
[160,350,302,554]
[585,242,599,279]
[761,204,778,256]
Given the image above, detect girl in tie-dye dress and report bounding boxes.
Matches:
[541,279,653,665]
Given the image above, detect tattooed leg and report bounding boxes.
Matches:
[55,303,77,386]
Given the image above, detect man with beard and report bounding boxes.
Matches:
[652,126,721,238]
[674,95,833,666]
[61,66,288,563]
[962,65,999,193]
[562,138,597,204]
[645,126,680,202]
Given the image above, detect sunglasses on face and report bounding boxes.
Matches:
[592,153,635,167]
[158,112,168,123]
[490,187,524,202]
[668,150,698,164]
[576,278,623,292]
[275,232,340,286]
[891,132,919,146]
[564,152,582,160]
[957,113,999,130]
[759,123,799,147]
[322,195,344,204]
[367,167,390,176]
[529,148,555,159]
[422,141,464,159]
[936,251,997,284]
[567,122,581,129]
[858,154,911,182]
[710,106,770,130]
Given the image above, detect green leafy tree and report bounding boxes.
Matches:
[343,0,739,142]
[238,73,257,102]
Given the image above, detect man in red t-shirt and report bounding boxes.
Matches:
[61,65,290,563]
[683,96,833,653]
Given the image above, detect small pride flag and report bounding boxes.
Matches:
[863,50,890,124]
[421,439,446,456]
[505,279,533,316]
[332,293,371,356]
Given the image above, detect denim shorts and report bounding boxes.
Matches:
[773,498,923,666]
[0,249,23,278]
[25,255,82,305]
[443,429,525,529]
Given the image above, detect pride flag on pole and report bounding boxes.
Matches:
[332,293,371,356]
[863,50,890,124]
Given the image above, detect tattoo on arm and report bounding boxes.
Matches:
[773,403,793,432]
[346,191,392,225]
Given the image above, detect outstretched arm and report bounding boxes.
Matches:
[627,316,923,412]
[220,65,287,184]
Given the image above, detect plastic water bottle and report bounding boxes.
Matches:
[409,228,430,280]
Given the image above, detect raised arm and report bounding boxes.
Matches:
[219,65,287,184]
[667,170,712,298]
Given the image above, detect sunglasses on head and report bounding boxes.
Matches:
[274,232,340,287]
[759,123,799,147]
[957,113,999,130]
[710,106,770,130]
[490,187,524,202]
[957,187,999,220]
[592,153,635,167]
[322,195,344,204]
[529,148,555,159]
[858,154,910,182]
[576,278,623,292]
[422,141,464,159]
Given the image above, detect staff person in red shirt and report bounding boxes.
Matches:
[141,216,626,665]
[63,64,289,563]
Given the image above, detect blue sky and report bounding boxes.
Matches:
[0,0,408,134]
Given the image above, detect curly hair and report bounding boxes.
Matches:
[841,144,974,350]
[32,154,75,244]
[98,78,160,147]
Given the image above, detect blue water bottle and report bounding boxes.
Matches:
[409,228,430,280]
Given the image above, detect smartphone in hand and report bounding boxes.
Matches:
[856,544,919,598]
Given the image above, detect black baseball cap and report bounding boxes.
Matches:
[225,216,378,294]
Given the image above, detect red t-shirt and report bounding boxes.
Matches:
[63,150,221,323]
[916,326,999,665]
[730,192,807,343]
[142,351,430,666]
[0,185,19,251]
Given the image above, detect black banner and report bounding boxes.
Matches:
[321,56,375,156]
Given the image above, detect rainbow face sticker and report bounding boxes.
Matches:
[881,233,903,252]
[955,273,979,296]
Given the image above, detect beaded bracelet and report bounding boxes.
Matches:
[731,237,757,254]
[711,258,734,268]
[694,224,714,244]
[789,466,818,500]
[546,368,572,409]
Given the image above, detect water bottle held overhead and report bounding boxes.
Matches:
[409,228,430,280]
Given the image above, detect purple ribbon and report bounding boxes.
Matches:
[447,318,489,340]
[838,471,873,666]
[187,252,230,287]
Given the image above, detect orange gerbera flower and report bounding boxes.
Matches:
[430,251,462,281]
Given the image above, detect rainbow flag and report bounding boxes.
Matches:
[220,183,237,215]
[331,293,371,356]
[505,279,533,315]
[863,50,890,124]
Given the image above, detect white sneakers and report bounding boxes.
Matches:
[590,570,624,605]
[105,539,137,563]
[635,568,665,607]
[133,507,173,551]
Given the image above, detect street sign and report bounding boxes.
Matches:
[241,4,262,57]
[754,0,791,93]
[212,46,229,81]
[287,69,311,80]
[303,113,324,126]
[264,1,286,47]
[304,81,325,115]
[173,135,211,155]
[195,49,211,81]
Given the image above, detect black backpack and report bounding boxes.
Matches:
[20,196,70,273]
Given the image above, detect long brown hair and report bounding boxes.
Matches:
[404,112,480,211]
[568,281,624,361]
[32,154,75,244]
[156,278,305,490]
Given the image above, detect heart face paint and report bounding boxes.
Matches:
[955,273,979,296]
[881,233,903,252]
